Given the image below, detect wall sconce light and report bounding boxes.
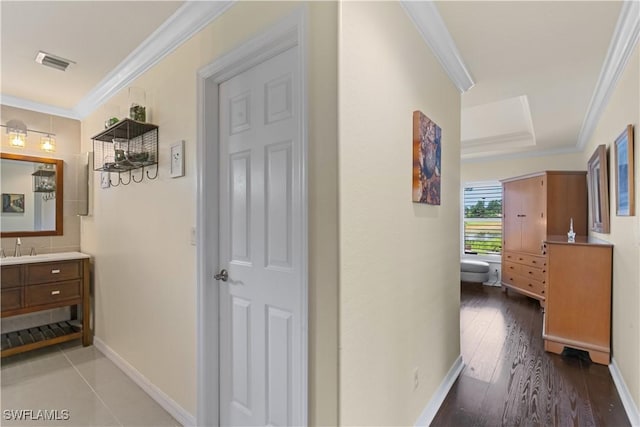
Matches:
[6,120,27,148]
[40,135,56,152]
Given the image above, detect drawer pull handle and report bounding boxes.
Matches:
[532,260,537,264]
[528,271,533,275]
[51,290,61,295]
[51,269,61,274]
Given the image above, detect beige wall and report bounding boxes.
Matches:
[81,2,339,423]
[1,105,82,254]
[581,45,639,409]
[339,2,461,425]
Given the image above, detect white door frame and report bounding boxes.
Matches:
[196,8,308,426]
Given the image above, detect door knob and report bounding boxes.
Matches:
[214,269,228,282]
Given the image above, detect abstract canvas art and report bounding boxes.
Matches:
[412,111,441,205]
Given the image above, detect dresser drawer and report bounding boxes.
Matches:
[1,265,23,289]
[1,289,22,311]
[504,274,545,298]
[520,254,547,269]
[25,261,81,285]
[25,280,81,307]
[522,278,545,296]
[504,251,547,268]
[521,266,546,282]
[503,261,521,276]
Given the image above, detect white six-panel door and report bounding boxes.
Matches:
[218,46,302,426]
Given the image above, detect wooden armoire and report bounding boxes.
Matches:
[500,171,588,305]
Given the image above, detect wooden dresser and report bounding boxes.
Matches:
[543,237,613,364]
[501,171,587,305]
[1,253,92,357]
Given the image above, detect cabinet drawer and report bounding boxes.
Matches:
[1,289,22,311]
[25,261,81,285]
[25,281,81,307]
[504,251,547,268]
[520,254,547,269]
[504,274,545,297]
[1,265,22,289]
[521,266,546,282]
[503,262,521,276]
[503,252,519,263]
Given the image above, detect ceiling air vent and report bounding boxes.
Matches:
[35,51,75,72]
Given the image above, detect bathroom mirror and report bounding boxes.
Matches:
[1,152,63,237]
[587,144,610,233]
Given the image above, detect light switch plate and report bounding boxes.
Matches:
[100,171,110,189]
[170,140,185,178]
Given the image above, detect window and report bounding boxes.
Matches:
[463,183,502,255]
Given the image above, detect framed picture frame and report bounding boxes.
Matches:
[587,144,610,233]
[614,125,634,216]
[170,140,185,178]
[2,193,25,213]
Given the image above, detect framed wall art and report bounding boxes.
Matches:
[587,144,610,233]
[614,125,634,216]
[412,111,441,205]
[2,193,25,213]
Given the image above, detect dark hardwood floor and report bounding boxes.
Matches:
[432,283,630,427]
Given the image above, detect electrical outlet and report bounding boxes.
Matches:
[413,368,419,390]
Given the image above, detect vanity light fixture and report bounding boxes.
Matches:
[40,117,56,152]
[5,120,27,148]
[1,119,57,151]
[40,135,56,152]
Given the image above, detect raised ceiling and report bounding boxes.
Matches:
[436,1,623,160]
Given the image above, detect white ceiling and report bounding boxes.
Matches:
[1,1,183,110]
[0,1,632,161]
[436,1,623,160]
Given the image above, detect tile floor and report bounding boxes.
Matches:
[1,342,180,426]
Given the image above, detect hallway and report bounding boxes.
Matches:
[432,283,630,426]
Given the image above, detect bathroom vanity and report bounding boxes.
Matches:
[1,252,91,357]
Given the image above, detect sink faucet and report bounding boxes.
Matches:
[14,238,21,257]
[0,248,5,258]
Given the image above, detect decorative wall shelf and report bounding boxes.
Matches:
[92,118,158,186]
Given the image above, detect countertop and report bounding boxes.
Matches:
[0,251,90,266]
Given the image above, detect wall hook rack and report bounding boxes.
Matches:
[92,118,159,186]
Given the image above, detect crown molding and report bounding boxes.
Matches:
[400,0,474,93]
[73,0,235,119]
[577,0,640,149]
[1,94,80,120]
[462,145,582,164]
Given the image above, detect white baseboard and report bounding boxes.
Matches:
[93,337,196,427]
[609,357,640,426]
[415,354,464,426]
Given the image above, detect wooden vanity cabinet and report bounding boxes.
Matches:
[0,256,91,357]
[543,239,613,365]
[501,171,587,303]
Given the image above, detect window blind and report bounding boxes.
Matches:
[463,184,502,255]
